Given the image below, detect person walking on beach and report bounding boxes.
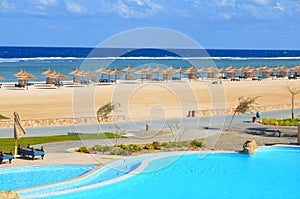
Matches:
[256,111,261,122]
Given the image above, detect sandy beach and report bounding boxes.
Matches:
[0,78,299,122]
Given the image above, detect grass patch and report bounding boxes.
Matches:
[0,114,9,120]
[0,132,126,152]
[262,118,300,126]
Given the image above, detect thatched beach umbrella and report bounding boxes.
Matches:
[163,66,177,81]
[69,67,80,75]
[122,65,136,80]
[16,72,36,89]
[13,111,26,157]
[135,67,152,83]
[176,66,185,80]
[185,66,198,80]
[110,68,124,83]
[206,65,220,79]
[51,72,67,88]
[42,68,53,76]
[13,69,26,77]
[152,65,163,79]
[122,65,136,73]
[223,65,240,78]
[0,75,4,80]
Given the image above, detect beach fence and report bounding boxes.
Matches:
[0,115,125,128]
[188,103,300,117]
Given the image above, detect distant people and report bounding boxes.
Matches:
[256,111,261,122]
[277,130,281,137]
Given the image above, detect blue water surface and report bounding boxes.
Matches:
[0,164,97,191]
[45,147,300,199]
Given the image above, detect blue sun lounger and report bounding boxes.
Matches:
[18,145,45,160]
[0,151,13,164]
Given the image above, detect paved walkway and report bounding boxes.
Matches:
[1,108,299,153]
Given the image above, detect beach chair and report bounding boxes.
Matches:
[0,151,13,164]
[17,145,45,160]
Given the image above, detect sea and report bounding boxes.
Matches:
[0,46,300,82]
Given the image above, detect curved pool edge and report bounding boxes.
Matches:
[20,150,237,199]
[20,145,299,198]
[17,163,103,192]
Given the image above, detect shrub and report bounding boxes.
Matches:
[110,148,129,156]
[77,146,89,153]
[144,144,154,150]
[268,118,279,126]
[160,142,169,147]
[191,140,204,148]
[118,144,129,151]
[129,144,142,152]
[91,145,110,153]
[152,141,161,150]
[261,118,268,125]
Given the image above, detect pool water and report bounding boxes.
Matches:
[43,147,300,199]
[0,164,97,191]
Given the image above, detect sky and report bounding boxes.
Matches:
[0,0,299,49]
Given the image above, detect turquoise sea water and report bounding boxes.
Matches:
[0,47,300,82]
[43,147,300,199]
[0,164,97,191]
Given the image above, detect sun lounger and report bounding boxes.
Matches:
[17,145,45,160]
[0,151,13,164]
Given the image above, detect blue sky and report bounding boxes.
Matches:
[0,0,299,49]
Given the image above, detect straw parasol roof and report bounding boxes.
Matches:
[53,72,68,79]
[69,68,80,75]
[17,73,36,80]
[78,70,96,77]
[14,69,27,77]
[152,66,163,73]
[165,66,177,74]
[95,67,107,74]
[278,65,289,71]
[176,66,185,73]
[41,68,53,76]
[122,65,136,73]
[135,67,152,75]
[110,68,124,75]
[0,75,4,80]
[243,65,254,71]
[198,67,210,73]
[185,66,198,73]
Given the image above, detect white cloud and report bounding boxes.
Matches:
[36,0,57,6]
[273,3,284,12]
[253,0,269,5]
[216,0,236,7]
[219,13,232,20]
[0,0,14,12]
[65,1,86,14]
[98,0,162,18]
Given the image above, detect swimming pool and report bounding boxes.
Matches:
[24,146,300,199]
[0,164,97,191]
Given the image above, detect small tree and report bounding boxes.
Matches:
[96,102,120,135]
[287,83,300,119]
[228,96,259,131]
[167,122,189,142]
[96,102,120,123]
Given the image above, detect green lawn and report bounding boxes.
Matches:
[0,133,126,152]
[0,114,9,120]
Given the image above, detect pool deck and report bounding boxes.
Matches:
[0,128,297,169]
[0,152,118,168]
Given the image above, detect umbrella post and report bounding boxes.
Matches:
[14,139,18,158]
